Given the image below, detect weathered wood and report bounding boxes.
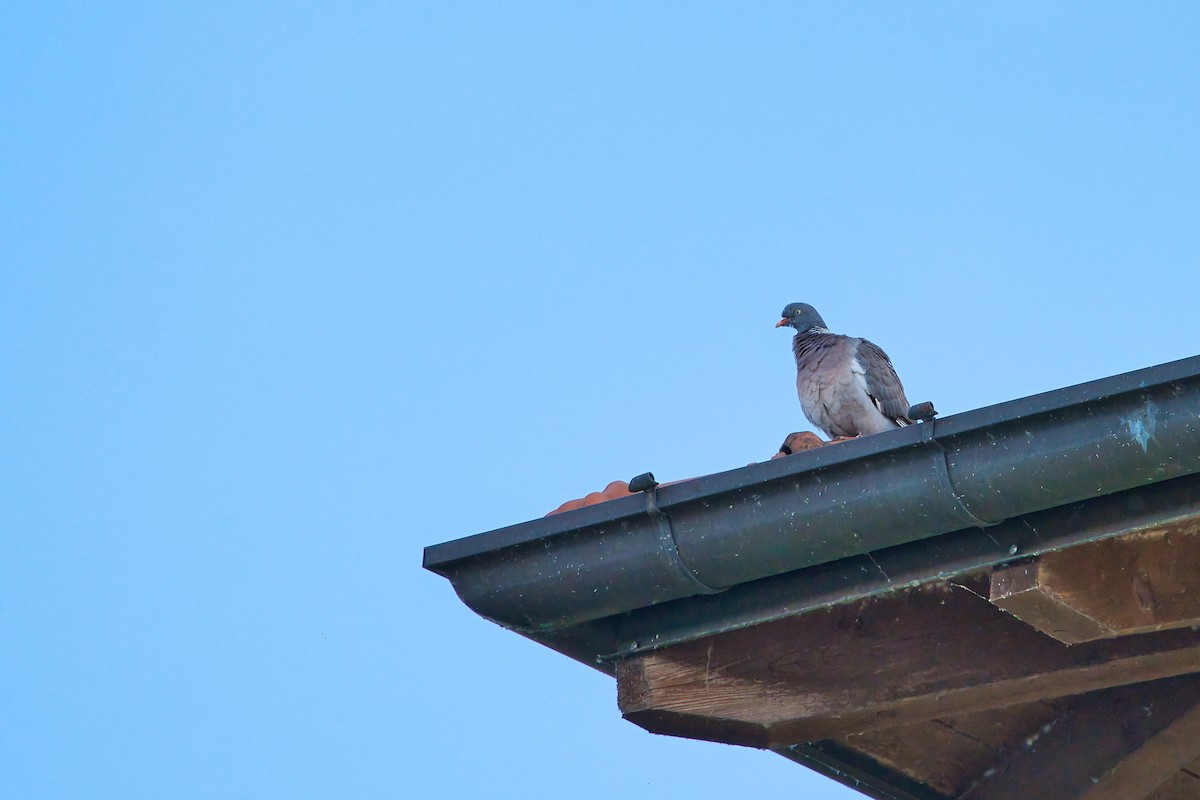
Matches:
[960,674,1200,800]
[843,719,998,797]
[935,698,1069,753]
[843,700,1068,797]
[1146,757,1200,800]
[990,528,1200,644]
[1146,773,1200,800]
[616,580,1200,748]
[989,561,1115,643]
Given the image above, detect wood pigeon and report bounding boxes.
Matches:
[776,302,918,439]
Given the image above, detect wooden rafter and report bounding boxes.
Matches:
[617,577,1200,749]
[959,674,1200,800]
[990,529,1200,644]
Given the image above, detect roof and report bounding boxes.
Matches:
[424,354,1200,799]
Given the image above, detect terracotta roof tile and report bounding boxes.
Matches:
[548,432,830,515]
[547,480,635,515]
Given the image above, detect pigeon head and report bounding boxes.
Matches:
[775,302,828,333]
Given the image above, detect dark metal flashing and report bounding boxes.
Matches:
[777,742,951,800]
[424,355,1200,637]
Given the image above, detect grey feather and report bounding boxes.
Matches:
[855,339,911,425]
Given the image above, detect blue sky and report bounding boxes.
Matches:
[3,4,1198,798]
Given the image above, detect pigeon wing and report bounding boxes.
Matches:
[856,339,911,424]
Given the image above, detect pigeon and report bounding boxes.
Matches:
[776,302,914,439]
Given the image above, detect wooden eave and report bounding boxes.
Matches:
[618,518,1200,799]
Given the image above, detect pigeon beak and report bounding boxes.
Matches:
[775,318,790,328]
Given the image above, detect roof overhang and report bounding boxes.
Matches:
[424,355,1200,799]
[425,355,1200,670]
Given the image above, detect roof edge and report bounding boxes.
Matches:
[425,355,1200,632]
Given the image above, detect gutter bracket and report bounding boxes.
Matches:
[635,475,723,597]
[921,419,999,528]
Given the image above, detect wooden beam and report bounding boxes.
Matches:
[841,699,1069,797]
[959,674,1200,800]
[1146,756,1200,800]
[990,528,1200,644]
[616,580,1200,748]
[990,561,1113,643]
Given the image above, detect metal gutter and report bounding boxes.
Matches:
[424,355,1200,636]
[483,469,1200,674]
